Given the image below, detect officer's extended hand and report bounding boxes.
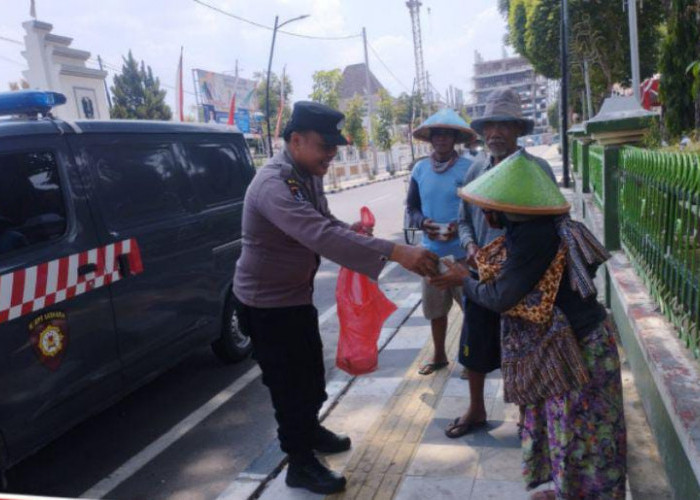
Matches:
[390,244,439,277]
[350,221,373,236]
[429,260,470,290]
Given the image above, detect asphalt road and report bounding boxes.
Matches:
[5,176,419,500]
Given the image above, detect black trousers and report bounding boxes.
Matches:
[236,302,327,456]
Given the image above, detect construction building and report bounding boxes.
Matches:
[465,51,550,134]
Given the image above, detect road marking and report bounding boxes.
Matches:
[80,365,262,499]
[82,261,402,499]
[219,284,423,499]
[367,193,392,204]
[317,261,399,326]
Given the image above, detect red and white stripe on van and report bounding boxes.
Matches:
[0,238,143,325]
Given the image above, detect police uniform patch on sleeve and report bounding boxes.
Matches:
[285,178,307,202]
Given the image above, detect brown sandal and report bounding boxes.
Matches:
[444,417,487,438]
[418,361,448,375]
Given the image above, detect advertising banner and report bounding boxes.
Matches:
[194,69,258,132]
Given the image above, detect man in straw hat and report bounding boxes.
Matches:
[444,89,557,437]
[406,108,477,376]
[430,150,626,500]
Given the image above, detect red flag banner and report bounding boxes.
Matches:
[227,93,236,126]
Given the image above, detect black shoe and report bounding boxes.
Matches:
[313,425,351,453]
[286,456,347,494]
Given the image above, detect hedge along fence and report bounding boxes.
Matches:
[589,145,604,208]
[572,139,700,358]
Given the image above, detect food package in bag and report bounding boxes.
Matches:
[335,207,397,375]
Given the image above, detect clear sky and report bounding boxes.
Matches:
[0,0,510,114]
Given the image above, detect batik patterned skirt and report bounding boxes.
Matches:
[520,320,627,499]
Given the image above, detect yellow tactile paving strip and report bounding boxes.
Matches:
[328,308,463,500]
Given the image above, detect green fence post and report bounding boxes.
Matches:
[581,142,590,193]
[603,145,621,250]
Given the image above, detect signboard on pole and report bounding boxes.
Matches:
[194,69,258,132]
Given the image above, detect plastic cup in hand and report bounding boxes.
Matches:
[438,255,455,274]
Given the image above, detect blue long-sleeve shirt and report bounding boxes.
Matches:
[406,156,472,258]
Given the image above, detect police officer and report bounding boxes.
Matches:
[233,101,438,495]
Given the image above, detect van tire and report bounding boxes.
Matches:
[212,295,251,363]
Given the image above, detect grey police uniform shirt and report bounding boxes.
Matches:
[458,148,557,252]
[234,148,394,308]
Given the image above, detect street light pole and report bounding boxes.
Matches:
[627,0,641,102]
[265,14,309,158]
[560,0,570,188]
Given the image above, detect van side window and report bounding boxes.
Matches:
[0,151,66,256]
[89,144,190,230]
[183,143,248,206]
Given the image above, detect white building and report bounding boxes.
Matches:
[22,20,109,120]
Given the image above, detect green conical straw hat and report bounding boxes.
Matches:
[459,151,570,215]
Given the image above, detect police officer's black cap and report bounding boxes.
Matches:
[283,101,348,146]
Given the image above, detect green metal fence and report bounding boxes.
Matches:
[589,145,604,207]
[618,147,700,357]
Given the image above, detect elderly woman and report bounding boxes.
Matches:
[431,151,627,500]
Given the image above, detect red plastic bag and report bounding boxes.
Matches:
[335,207,397,375]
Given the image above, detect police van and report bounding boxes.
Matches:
[0,91,255,483]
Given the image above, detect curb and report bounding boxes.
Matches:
[216,293,423,500]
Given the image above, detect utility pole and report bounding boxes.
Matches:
[408,77,417,163]
[560,0,570,187]
[627,0,641,102]
[583,58,593,119]
[97,55,112,113]
[362,27,378,177]
[264,13,309,157]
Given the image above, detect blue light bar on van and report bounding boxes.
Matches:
[0,90,67,117]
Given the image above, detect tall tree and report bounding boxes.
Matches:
[343,95,367,149]
[374,89,395,153]
[659,0,700,136]
[393,91,425,127]
[254,71,293,137]
[504,0,665,114]
[111,50,171,120]
[309,69,342,109]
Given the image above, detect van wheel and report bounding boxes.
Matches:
[212,296,251,363]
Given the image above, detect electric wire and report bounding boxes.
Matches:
[367,42,410,92]
[193,0,361,40]
[0,35,23,45]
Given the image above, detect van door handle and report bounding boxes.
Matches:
[117,254,130,277]
[78,263,98,276]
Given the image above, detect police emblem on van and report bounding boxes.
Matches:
[29,311,69,371]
